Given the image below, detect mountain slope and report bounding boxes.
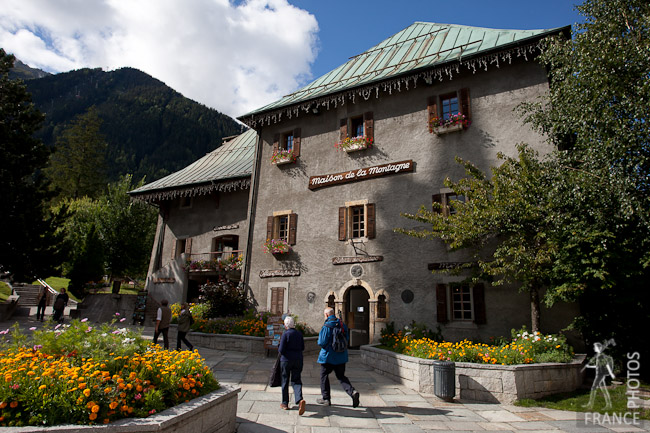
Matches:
[24,66,242,182]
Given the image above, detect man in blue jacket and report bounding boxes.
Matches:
[316,307,360,407]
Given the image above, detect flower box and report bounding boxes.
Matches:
[335,136,373,152]
[263,239,291,255]
[429,113,470,135]
[434,123,464,135]
[271,149,296,165]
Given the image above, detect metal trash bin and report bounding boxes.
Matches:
[433,360,456,402]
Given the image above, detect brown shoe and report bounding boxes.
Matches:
[280,403,289,410]
[298,399,306,415]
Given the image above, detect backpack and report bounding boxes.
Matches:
[331,320,348,352]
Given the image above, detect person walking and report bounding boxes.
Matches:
[153,299,172,349]
[316,307,360,408]
[36,286,51,321]
[278,316,306,414]
[176,303,194,351]
[52,288,69,323]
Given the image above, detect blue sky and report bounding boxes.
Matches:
[0,0,583,117]
[290,0,583,80]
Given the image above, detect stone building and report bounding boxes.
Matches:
[237,22,578,343]
[133,21,579,344]
[129,130,256,304]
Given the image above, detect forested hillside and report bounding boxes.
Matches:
[23,66,242,182]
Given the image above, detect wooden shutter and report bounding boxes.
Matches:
[266,216,274,240]
[473,283,486,324]
[363,111,374,142]
[460,88,471,122]
[366,203,376,239]
[272,134,280,154]
[338,207,347,241]
[184,238,192,254]
[340,118,348,141]
[288,213,297,245]
[436,284,448,323]
[270,287,284,314]
[292,128,301,157]
[427,96,438,131]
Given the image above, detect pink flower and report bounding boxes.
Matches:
[115,312,120,316]
[81,318,88,322]
[86,327,93,333]
[149,409,156,415]
[135,393,142,400]
[29,327,37,331]
[11,384,19,390]
[120,318,126,322]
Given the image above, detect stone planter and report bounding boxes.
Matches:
[361,344,586,403]
[8,385,240,433]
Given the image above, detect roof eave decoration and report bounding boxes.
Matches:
[129,177,251,204]
[239,26,565,129]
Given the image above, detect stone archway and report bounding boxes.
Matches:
[334,279,378,345]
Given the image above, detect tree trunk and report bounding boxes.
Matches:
[530,287,541,332]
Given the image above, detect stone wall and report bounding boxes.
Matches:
[361,345,585,404]
[8,385,239,433]
[170,327,320,355]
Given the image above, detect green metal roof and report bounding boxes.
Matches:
[239,22,568,124]
[129,129,256,202]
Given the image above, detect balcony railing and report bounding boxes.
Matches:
[184,250,243,272]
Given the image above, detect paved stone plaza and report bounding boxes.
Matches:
[2,315,648,433]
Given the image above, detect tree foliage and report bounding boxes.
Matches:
[397,145,555,332]
[0,49,63,281]
[53,175,157,296]
[45,106,108,201]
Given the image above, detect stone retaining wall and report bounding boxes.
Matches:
[174,327,320,355]
[361,345,585,404]
[6,385,240,433]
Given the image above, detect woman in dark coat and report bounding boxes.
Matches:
[278,316,305,414]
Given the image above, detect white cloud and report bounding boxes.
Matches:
[0,0,319,118]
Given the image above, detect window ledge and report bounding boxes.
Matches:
[444,321,478,329]
[343,142,369,153]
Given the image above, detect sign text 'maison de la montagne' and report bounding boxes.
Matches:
[308,160,414,190]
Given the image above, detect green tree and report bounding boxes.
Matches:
[45,106,108,201]
[397,145,555,332]
[97,174,157,278]
[519,0,650,364]
[0,49,63,281]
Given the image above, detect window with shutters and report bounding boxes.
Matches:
[338,200,376,241]
[172,238,191,259]
[266,210,297,245]
[337,112,374,152]
[432,191,466,217]
[436,283,486,324]
[271,128,301,165]
[428,88,471,135]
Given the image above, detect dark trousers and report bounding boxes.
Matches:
[176,331,194,351]
[281,359,304,405]
[36,300,47,320]
[153,327,169,349]
[53,308,64,323]
[320,363,354,400]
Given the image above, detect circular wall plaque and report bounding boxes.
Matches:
[401,289,414,304]
[306,292,316,304]
[350,264,363,278]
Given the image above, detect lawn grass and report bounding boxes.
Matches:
[516,384,649,420]
[0,282,12,302]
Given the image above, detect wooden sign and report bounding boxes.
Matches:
[264,316,284,350]
[259,269,301,278]
[308,160,414,190]
[332,256,383,265]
